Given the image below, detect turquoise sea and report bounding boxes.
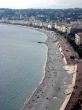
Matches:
[0,24,47,110]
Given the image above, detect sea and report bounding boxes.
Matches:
[0,24,47,110]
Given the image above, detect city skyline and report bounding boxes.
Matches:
[0,0,82,9]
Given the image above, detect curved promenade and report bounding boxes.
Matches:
[56,34,82,110]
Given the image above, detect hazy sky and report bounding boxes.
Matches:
[0,0,82,9]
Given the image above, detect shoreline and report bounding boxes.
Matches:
[21,29,49,109]
[21,28,73,110]
[0,23,81,110]
[23,44,48,108]
[0,23,76,110]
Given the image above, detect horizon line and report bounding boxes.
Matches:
[0,7,82,10]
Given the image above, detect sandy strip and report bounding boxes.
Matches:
[21,29,73,110]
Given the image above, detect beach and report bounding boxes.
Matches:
[21,29,74,110]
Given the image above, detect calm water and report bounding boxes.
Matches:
[0,24,47,110]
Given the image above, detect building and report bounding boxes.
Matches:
[55,22,69,33]
[55,22,62,31]
[61,25,68,33]
[75,33,82,45]
[67,22,82,34]
[48,24,52,29]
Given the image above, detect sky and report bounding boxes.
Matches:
[0,0,82,9]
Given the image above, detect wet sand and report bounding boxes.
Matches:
[21,29,73,110]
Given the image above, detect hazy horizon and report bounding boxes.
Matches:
[0,7,82,10]
[0,0,82,9]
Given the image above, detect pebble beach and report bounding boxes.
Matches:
[22,29,73,110]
